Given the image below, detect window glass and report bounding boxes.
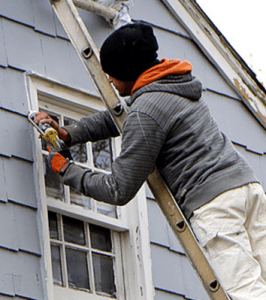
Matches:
[93,253,116,296]
[96,201,117,218]
[90,224,112,252]
[48,211,59,240]
[44,156,64,201]
[66,248,90,290]
[51,245,63,286]
[70,186,92,209]
[63,216,86,245]
[64,118,88,163]
[92,139,112,171]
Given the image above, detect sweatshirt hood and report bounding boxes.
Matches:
[127,59,202,105]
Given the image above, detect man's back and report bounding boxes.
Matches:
[128,73,257,219]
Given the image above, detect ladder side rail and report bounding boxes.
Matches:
[49,1,230,299]
[147,170,231,299]
[50,0,126,130]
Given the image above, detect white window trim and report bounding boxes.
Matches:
[26,72,155,300]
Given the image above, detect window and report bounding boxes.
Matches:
[36,101,126,298]
[28,75,153,300]
[49,211,117,297]
[35,93,127,299]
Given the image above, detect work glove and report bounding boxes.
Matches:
[48,148,73,176]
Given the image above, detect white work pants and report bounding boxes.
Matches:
[190,183,266,300]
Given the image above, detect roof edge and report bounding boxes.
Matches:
[162,0,266,129]
[191,0,266,93]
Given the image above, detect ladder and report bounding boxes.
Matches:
[48,1,230,299]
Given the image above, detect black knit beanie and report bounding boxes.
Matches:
[100,23,159,81]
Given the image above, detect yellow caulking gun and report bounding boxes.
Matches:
[28,111,61,150]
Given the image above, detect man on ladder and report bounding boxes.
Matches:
[35,23,266,300]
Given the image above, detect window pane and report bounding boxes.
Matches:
[64,118,87,163]
[48,211,58,240]
[70,144,88,163]
[44,156,64,200]
[93,253,116,297]
[90,224,112,252]
[70,185,92,210]
[97,202,117,218]
[92,140,112,171]
[63,216,86,245]
[51,245,63,286]
[66,248,90,290]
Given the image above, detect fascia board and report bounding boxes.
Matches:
[163,0,266,129]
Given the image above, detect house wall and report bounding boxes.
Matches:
[0,0,266,300]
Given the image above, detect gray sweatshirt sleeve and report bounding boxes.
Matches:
[64,110,120,146]
[63,111,166,206]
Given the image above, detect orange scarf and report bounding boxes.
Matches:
[131,58,192,95]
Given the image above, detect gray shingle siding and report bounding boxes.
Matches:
[151,243,209,300]
[204,90,266,154]
[1,17,95,92]
[0,201,40,254]
[0,248,43,299]
[130,0,189,36]
[0,68,29,116]
[0,19,8,68]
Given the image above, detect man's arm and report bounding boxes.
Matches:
[64,110,120,146]
[62,111,166,205]
[34,110,120,146]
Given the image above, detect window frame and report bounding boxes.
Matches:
[27,73,154,300]
[49,211,121,298]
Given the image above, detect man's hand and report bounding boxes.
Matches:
[34,112,70,142]
[48,149,73,175]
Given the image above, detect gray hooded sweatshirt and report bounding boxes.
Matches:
[63,73,258,220]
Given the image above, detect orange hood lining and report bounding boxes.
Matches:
[131,58,192,95]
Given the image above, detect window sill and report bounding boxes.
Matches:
[54,285,117,300]
[47,197,129,232]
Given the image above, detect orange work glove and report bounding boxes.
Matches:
[48,149,73,175]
